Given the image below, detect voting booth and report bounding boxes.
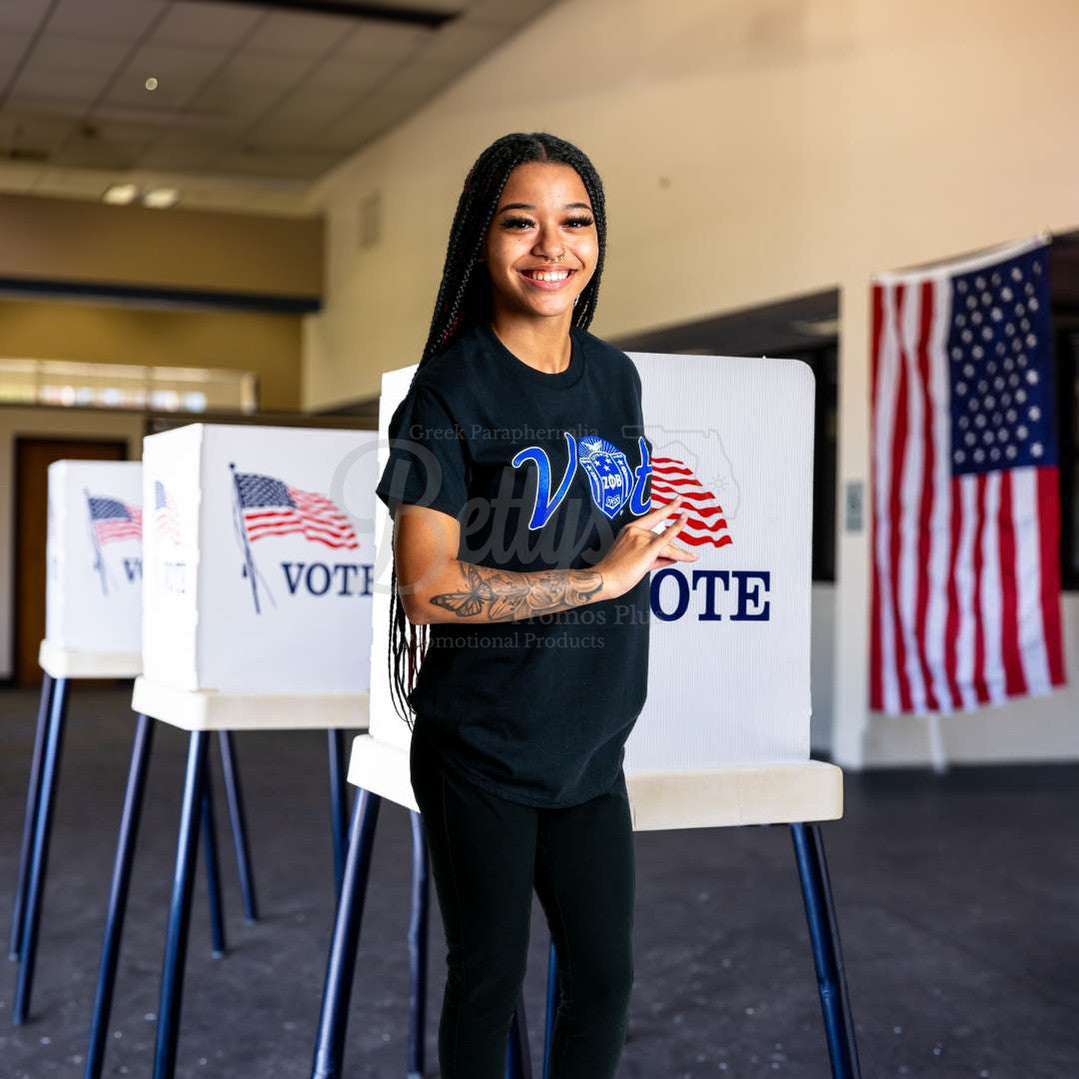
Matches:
[91,422,388,1079]
[352,358,840,823]
[134,422,377,726]
[11,460,146,1026]
[40,459,143,677]
[311,354,859,1079]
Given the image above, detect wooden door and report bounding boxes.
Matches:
[14,438,127,686]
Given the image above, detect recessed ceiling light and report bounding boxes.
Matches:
[103,183,138,205]
[143,187,180,209]
[145,76,158,91]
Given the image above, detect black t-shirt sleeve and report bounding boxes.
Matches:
[625,356,653,456]
[375,380,469,519]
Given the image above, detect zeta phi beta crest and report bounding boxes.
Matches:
[511,431,653,530]
[579,435,636,520]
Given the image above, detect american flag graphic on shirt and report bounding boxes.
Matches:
[88,497,142,545]
[869,234,1066,716]
[234,472,359,550]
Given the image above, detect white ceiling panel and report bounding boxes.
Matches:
[318,64,452,148]
[368,57,473,109]
[298,57,397,95]
[335,18,433,63]
[9,70,118,108]
[248,77,391,148]
[0,0,54,34]
[411,18,504,68]
[244,10,357,57]
[18,34,133,75]
[104,43,231,109]
[46,0,169,41]
[183,78,290,130]
[218,49,319,88]
[315,105,394,154]
[0,30,31,83]
[151,1,264,48]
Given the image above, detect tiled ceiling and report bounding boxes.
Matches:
[0,0,555,215]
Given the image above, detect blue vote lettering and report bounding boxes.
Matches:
[513,432,653,529]
[628,436,652,516]
[282,562,374,597]
[650,568,772,622]
[512,431,579,529]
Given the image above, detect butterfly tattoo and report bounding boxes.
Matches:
[430,562,603,621]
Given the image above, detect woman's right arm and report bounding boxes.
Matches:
[393,498,696,625]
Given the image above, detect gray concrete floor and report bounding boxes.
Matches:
[0,685,1077,1078]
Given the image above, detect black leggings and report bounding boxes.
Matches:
[409,730,636,1079]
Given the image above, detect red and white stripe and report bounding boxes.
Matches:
[869,270,1065,715]
[95,507,142,545]
[650,455,733,550]
[244,487,358,550]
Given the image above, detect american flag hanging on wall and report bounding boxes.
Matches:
[869,234,1066,715]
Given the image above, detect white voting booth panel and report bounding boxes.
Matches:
[135,423,376,730]
[348,356,842,828]
[41,459,142,678]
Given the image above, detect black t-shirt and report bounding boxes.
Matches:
[375,320,653,808]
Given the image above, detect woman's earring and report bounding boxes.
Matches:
[573,294,580,307]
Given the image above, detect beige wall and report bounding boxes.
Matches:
[0,192,321,299]
[0,407,145,679]
[304,0,1079,768]
[0,299,303,411]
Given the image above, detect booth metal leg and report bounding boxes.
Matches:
[505,991,533,1079]
[217,731,259,923]
[13,675,69,1024]
[406,811,429,1079]
[543,938,558,1079]
[200,781,227,959]
[327,729,350,900]
[790,822,862,1079]
[9,672,55,962]
[310,788,382,1079]
[84,714,155,1079]
[153,730,210,1079]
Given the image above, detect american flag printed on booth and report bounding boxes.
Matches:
[88,496,142,545]
[234,471,359,550]
[650,454,733,549]
[869,234,1066,716]
[154,480,181,545]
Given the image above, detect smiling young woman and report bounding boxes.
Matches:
[374,132,696,1078]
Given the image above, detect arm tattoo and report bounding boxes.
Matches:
[429,561,603,622]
